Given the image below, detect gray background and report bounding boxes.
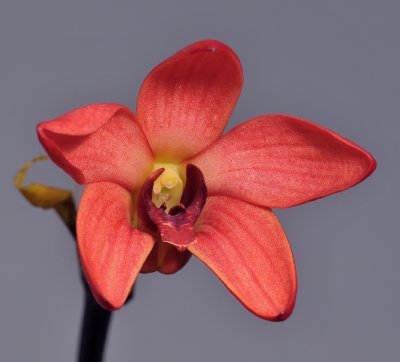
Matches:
[1,0,398,361]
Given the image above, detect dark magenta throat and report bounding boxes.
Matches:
[137,164,207,250]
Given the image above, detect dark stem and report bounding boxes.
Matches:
[78,291,113,362]
[55,201,112,362]
[53,196,136,361]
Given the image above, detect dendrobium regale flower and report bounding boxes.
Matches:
[37,40,376,320]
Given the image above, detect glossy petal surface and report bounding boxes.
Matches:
[189,196,297,320]
[37,104,154,191]
[190,115,376,208]
[77,182,154,310]
[137,40,243,161]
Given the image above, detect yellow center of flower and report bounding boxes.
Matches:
[151,163,184,211]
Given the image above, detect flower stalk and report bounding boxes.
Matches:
[14,156,116,361]
[78,290,112,362]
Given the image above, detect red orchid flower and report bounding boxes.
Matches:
[37,40,376,321]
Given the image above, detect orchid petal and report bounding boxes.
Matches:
[189,196,296,321]
[77,182,154,310]
[189,115,376,208]
[37,103,154,191]
[137,40,243,161]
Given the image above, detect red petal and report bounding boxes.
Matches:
[37,103,154,191]
[136,40,243,162]
[77,182,154,310]
[189,196,296,321]
[189,115,376,208]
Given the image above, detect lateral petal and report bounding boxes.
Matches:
[137,40,243,161]
[37,103,154,191]
[77,182,154,310]
[189,115,376,208]
[189,196,297,321]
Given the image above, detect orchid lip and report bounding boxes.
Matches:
[137,164,207,250]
